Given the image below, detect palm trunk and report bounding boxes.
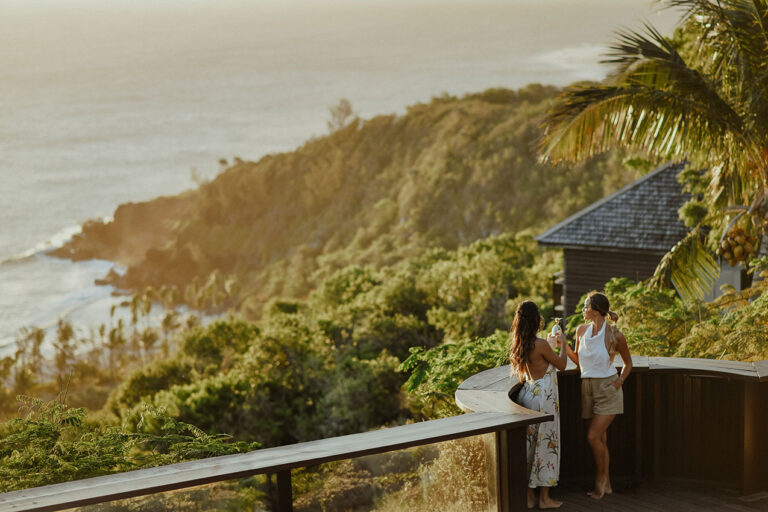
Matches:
[752,220,768,284]
[748,190,768,284]
[759,230,768,257]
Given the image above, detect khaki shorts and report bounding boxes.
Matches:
[581,375,623,419]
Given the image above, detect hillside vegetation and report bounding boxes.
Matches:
[4,82,767,510]
[56,85,641,317]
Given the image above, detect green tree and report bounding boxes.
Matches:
[540,0,768,299]
[399,331,511,418]
[58,84,637,316]
[327,98,356,133]
[53,319,76,383]
[0,397,259,493]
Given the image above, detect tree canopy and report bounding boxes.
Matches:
[540,0,768,299]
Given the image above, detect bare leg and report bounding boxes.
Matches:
[586,414,615,499]
[527,488,536,509]
[538,487,562,509]
[602,431,612,494]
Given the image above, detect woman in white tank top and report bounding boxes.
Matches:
[563,292,633,500]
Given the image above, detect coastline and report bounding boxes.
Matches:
[0,255,125,358]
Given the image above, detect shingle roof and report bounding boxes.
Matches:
[536,162,690,252]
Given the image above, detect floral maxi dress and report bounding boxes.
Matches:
[516,364,560,488]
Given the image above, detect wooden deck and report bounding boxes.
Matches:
[4,356,765,512]
[552,479,768,512]
[457,356,768,498]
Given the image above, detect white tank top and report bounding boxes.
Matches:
[578,322,617,378]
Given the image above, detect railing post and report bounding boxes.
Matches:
[276,470,293,512]
[495,426,527,512]
[741,381,768,495]
[634,373,644,482]
[651,374,662,479]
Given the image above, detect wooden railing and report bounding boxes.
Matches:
[457,356,768,495]
[4,355,764,512]
[0,410,551,512]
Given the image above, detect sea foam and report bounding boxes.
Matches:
[0,216,113,267]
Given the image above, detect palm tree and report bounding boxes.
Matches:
[539,0,768,300]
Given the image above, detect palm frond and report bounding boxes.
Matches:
[540,0,768,303]
[648,227,720,301]
[603,22,683,71]
[668,0,768,135]
[541,85,741,165]
[540,17,764,205]
[544,22,746,140]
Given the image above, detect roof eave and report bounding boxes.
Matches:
[537,242,669,255]
[535,161,687,245]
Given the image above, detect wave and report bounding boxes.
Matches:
[0,216,113,267]
[0,280,122,357]
[528,44,609,74]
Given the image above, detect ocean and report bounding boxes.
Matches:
[0,0,678,352]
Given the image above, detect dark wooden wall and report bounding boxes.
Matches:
[743,380,768,492]
[563,248,664,315]
[558,373,640,482]
[648,374,743,484]
[557,372,759,490]
[558,375,636,480]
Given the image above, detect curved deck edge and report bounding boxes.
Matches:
[456,356,767,413]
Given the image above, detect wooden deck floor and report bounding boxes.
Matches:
[549,479,768,512]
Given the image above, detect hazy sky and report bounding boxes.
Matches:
[0,0,684,345]
[0,0,681,111]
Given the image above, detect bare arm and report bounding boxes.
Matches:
[543,333,569,371]
[612,330,632,389]
[566,325,585,367]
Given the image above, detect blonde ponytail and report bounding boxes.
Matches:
[605,311,619,359]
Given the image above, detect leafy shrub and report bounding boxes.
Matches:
[181,318,259,374]
[400,331,510,418]
[567,275,768,360]
[0,397,259,493]
[374,436,493,512]
[310,352,404,439]
[108,359,193,415]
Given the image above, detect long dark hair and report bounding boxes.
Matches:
[509,301,542,380]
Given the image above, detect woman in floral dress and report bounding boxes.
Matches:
[509,301,568,509]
